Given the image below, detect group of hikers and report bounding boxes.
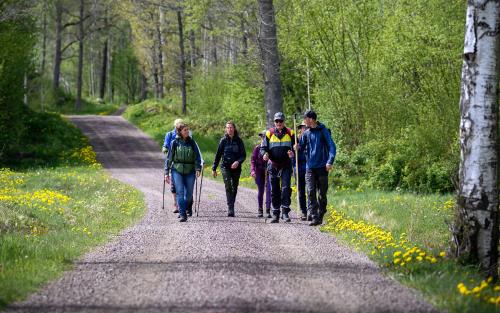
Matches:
[163,110,336,225]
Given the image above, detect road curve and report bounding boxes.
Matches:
[5,115,438,313]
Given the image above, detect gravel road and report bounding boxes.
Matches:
[5,115,438,313]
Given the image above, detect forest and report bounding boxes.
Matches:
[1,0,466,193]
[1,0,499,311]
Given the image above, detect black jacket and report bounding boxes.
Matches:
[212,135,246,171]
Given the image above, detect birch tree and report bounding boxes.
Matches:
[453,0,500,278]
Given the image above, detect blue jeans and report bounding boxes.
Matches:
[268,164,292,216]
[171,169,196,218]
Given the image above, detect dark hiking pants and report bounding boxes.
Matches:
[305,167,329,221]
[268,164,292,216]
[221,167,241,212]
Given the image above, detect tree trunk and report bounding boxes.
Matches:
[152,40,159,99]
[177,10,187,115]
[189,29,196,68]
[52,0,63,93]
[454,0,500,279]
[40,0,48,111]
[241,19,248,58]
[99,39,108,101]
[157,7,165,99]
[75,0,84,111]
[257,0,283,127]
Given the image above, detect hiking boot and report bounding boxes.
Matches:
[282,213,291,222]
[309,218,321,226]
[258,208,263,218]
[300,213,307,221]
[269,215,279,223]
[179,216,187,222]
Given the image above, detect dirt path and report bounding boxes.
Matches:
[6,116,438,313]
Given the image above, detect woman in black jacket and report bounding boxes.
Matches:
[212,121,246,217]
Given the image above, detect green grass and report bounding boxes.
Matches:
[0,166,146,309]
[325,189,499,312]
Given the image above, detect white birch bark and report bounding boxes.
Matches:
[455,0,500,277]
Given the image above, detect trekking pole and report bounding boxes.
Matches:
[196,164,204,217]
[293,114,300,218]
[264,165,268,223]
[194,171,198,215]
[162,176,166,210]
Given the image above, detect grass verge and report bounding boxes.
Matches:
[325,189,499,312]
[0,165,145,310]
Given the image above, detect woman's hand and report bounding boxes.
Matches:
[251,171,256,178]
[164,175,170,184]
[196,170,201,178]
[212,170,218,178]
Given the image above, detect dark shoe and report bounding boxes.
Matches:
[309,219,321,226]
[228,210,235,217]
[179,216,187,222]
[173,208,179,213]
[269,215,279,223]
[266,213,272,218]
[307,214,313,221]
[282,213,291,222]
[300,213,307,221]
[186,209,192,217]
[258,208,263,217]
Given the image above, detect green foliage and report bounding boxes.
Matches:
[277,0,464,193]
[1,111,90,168]
[0,2,36,166]
[110,44,141,104]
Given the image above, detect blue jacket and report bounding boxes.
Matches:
[163,128,176,152]
[299,122,336,170]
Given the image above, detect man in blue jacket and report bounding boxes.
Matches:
[299,110,336,226]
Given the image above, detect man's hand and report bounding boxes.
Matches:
[162,147,167,154]
[231,161,239,169]
[164,175,170,184]
[287,150,294,158]
[196,170,201,178]
[212,170,218,178]
[263,153,269,161]
[326,164,333,172]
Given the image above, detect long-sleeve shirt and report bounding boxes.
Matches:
[212,135,246,171]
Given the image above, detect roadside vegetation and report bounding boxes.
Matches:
[0,115,146,310]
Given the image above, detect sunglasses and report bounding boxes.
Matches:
[274,120,284,123]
